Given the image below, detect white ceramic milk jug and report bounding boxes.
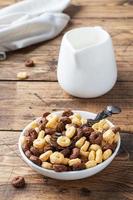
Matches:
[57,27,117,98]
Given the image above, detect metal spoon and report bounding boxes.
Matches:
[87,105,121,126]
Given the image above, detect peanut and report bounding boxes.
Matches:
[44,135,51,144]
[69,158,81,166]
[81,141,90,152]
[39,150,53,161]
[75,137,86,148]
[42,162,53,170]
[17,72,28,80]
[88,150,96,161]
[38,130,45,139]
[103,129,115,144]
[95,149,103,164]
[89,144,101,151]
[80,150,89,157]
[65,126,76,138]
[85,160,97,169]
[103,149,112,160]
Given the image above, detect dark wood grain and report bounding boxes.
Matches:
[0,81,133,132]
[0,0,133,200]
[0,131,132,200]
[0,18,132,81]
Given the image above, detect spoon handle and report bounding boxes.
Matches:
[94,105,121,121]
[87,106,121,126]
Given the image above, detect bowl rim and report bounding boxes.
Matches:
[18,110,121,175]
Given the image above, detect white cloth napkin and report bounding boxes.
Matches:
[0,0,70,59]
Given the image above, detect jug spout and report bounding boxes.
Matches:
[64,26,110,67]
[65,26,110,53]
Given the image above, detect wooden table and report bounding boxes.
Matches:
[0,0,133,200]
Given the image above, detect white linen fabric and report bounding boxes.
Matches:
[0,0,70,58]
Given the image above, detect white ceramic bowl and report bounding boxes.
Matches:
[18,110,121,180]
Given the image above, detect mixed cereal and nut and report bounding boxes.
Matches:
[21,110,120,172]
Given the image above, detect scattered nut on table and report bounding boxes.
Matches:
[17,72,28,80]
[11,176,25,188]
[21,110,120,172]
[25,59,35,67]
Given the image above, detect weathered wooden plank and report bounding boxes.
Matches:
[66,0,133,19]
[0,0,133,19]
[0,0,133,5]
[72,0,133,6]
[0,17,132,81]
[0,131,132,200]
[0,0,132,6]
[0,0,132,200]
[0,57,132,81]
[0,81,132,132]
[0,45,132,81]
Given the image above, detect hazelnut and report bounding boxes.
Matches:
[111,126,121,133]
[43,112,51,118]
[102,143,117,152]
[44,145,54,153]
[29,155,42,166]
[60,148,71,157]
[72,163,85,171]
[53,164,68,172]
[70,148,80,159]
[56,122,65,133]
[60,117,71,125]
[12,176,25,188]
[25,59,34,67]
[45,128,56,135]
[30,146,40,157]
[62,110,73,117]
[25,150,32,158]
